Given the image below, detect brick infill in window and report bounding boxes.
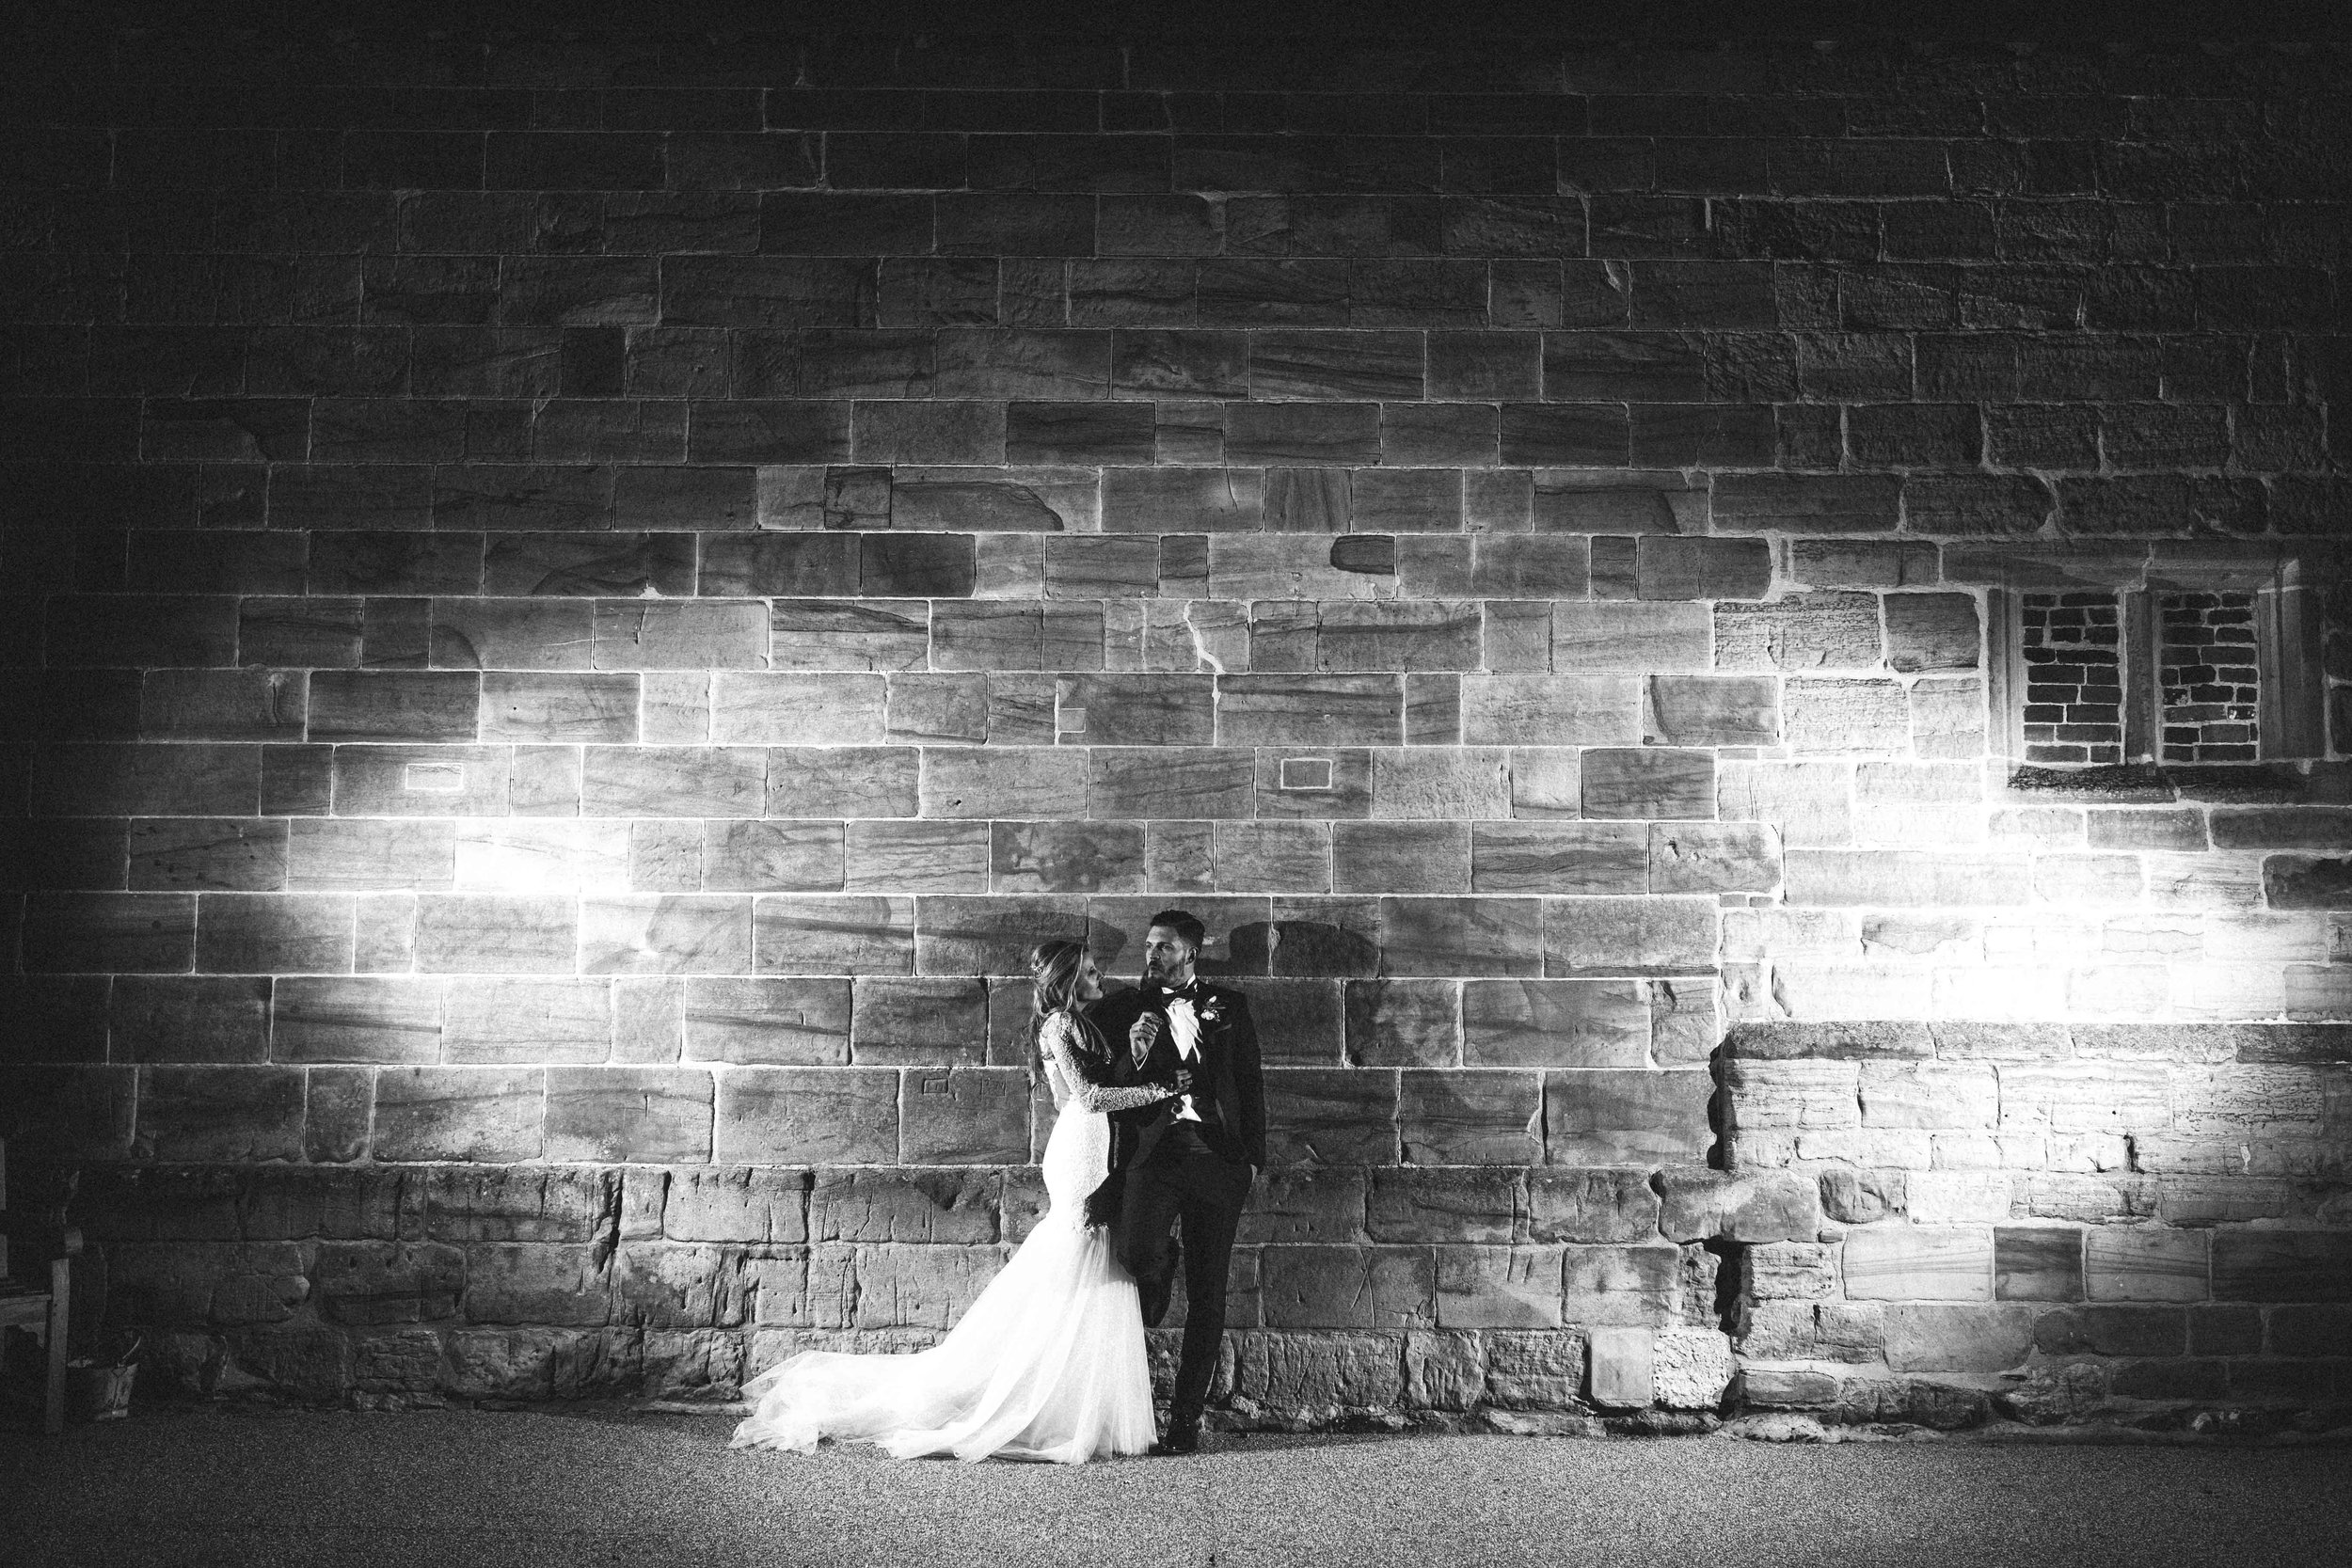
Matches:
[2021,591,2124,765]
[2160,591,2261,763]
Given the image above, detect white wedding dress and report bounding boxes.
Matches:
[729,1011,1163,1464]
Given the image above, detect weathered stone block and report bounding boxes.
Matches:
[1463,979,1648,1068]
[373,1067,544,1164]
[1544,1070,1711,1164]
[850,977,988,1064]
[1736,1300,1885,1363]
[1333,820,1470,895]
[1469,822,1646,895]
[899,1069,1031,1165]
[1403,1329,1485,1411]
[1882,593,1980,673]
[1378,896,1543,977]
[1438,1245,1564,1329]
[1541,895,1717,976]
[1883,1303,2034,1372]
[684,978,850,1065]
[1580,748,1713,819]
[2082,1227,2209,1303]
[1586,1325,1653,1409]
[1483,1329,1587,1409]
[312,1241,464,1326]
[1344,979,1461,1067]
[2032,1304,2187,1357]
[1645,675,1780,747]
[1259,1245,1433,1330]
[1525,1167,1661,1244]
[545,1067,713,1164]
[1231,1330,1406,1412]
[2210,1229,2352,1302]
[1561,1243,1681,1326]
[1782,679,1911,754]
[1262,1068,1399,1166]
[1656,1170,1820,1243]
[848,1244,1007,1330]
[810,1170,999,1246]
[1649,822,1779,895]
[1842,1226,1994,1302]
[1397,1071,1543,1165]
[1552,602,1710,674]
[753,895,916,975]
[714,1068,899,1166]
[1459,675,1639,746]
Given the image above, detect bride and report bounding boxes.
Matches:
[730,940,1183,1464]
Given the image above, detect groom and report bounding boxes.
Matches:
[1093,909,1265,1456]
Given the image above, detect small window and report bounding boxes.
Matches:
[1987,555,2325,796]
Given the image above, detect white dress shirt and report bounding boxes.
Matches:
[1165,994,1203,1122]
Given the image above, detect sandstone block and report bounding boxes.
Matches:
[579,895,753,975]
[1742,1242,1841,1301]
[1586,1325,1653,1409]
[1717,761,1853,848]
[1239,1167,1369,1246]
[753,896,916,975]
[1506,749,1581,819]
[1636,536,1772,600]
[1651,1325,1735,1411]
[135,1066,306,1164]
[1403,1329,1486,1411]
[1644,675,1780,747]
[1344,979,1461,1068]
[1552,602,1710,674]
[1370,748,1510,820]
[1842,1226,1994,1301]
[373,1067,544,1164]
[464,1243,611,1327]
[443,977,611,1066]
[1648,822,1778,895]
[1883,593,1980,673]
[1525,1168,1661,1244]
[850,978,987,1065]
[1398,1070,1543,1165]
[683,978,850,1066]
[1883,1302,2034,1372]
[1782,679,1910,754]
[1858,1062,1998,1130]
[900,1069,1030,1165]
[1470,822,1646,895]
[715,1068,899,1166]
[847,1244,1007,1331]
[1542,895,1717,976]
[1656,1169,1820,1243]
[266,976,442,1067]
[1714,593,1881,673]
[662,1168,809,1245]
[1366,1167,1518,1246]
[2083,1226,2210,1303]
[1262,1068,1399,1166]
[311,1241,465,1326]
[1724,1060,1858,1131]
[1437,1245,1564,1329]
[2210,1229,2352,1302]
[545,1067,713,1164]
[1459,675,1639,747]
[420,1169,616,1244]
[1561,1243,1682,1326]
[1231,1330,1406,1413]
[1377,896,1543,977]
[1333,821,1470,895]
[1736,1300,1885,1362]
[1484,1329,1587,1410]
[1544,1069,1711,1164]
[1784,849,2030,907]
[582,746,764,818]
[1463,979,1648,1068]
[1581,748,1714,819]
[1258,1245,1434,1330]
[2032,1304,2187,1357]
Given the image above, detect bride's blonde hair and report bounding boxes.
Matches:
[1026,939,1106,1083]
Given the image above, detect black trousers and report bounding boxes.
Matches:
[1116,1122,1253,1428]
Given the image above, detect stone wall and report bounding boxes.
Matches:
[3,17,2349,1431]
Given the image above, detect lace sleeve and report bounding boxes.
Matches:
[1043,1014,1172,1115]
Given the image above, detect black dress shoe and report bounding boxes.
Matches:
[1148,1425,1200,1456]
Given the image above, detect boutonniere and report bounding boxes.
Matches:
[1196,997,1226,1028]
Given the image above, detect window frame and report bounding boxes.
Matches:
[1985,551,2326,784]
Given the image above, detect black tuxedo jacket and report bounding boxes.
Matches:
[1089,980,1267,1173]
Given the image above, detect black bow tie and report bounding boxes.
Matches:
[1159,982,1202,1005]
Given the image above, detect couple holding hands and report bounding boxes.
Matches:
[731,910,1266,1464]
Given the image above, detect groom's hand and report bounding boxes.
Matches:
[1128,1013,1163,1067]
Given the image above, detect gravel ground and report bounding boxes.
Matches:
[3,1407,2347,1568]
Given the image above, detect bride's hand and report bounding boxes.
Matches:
[1168,1069,1192,1096]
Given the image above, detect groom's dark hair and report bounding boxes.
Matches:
[1147,908,1206,954]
